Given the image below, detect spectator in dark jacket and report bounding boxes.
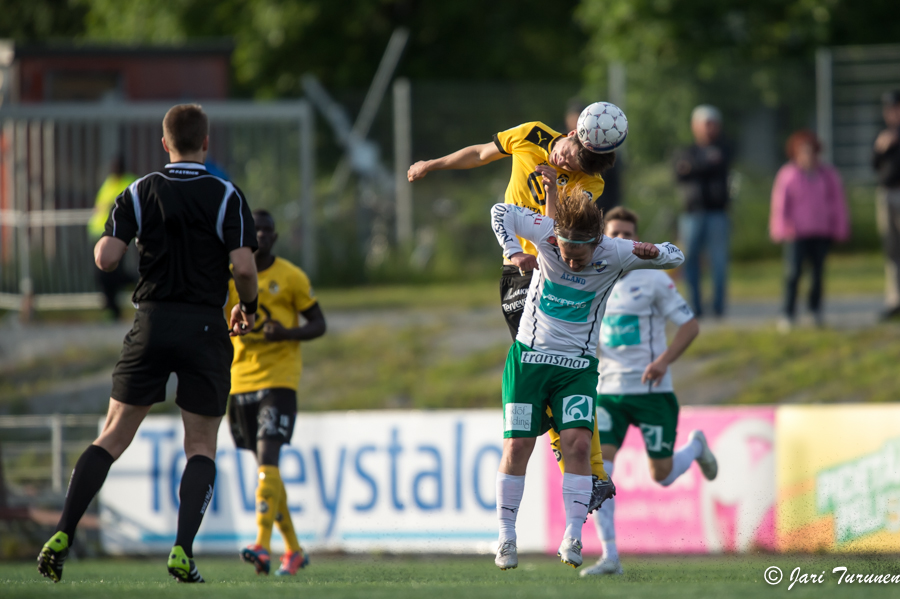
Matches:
[874,90,900,320]
[674,105,732,317]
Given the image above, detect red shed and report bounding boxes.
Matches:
[1,40,233,103]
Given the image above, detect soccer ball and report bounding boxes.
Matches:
[577,102,628,154]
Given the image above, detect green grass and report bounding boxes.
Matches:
[301,323,507,410]
[315,252,885,313]
[684,324,900,404]
[0,346,121,409]
[3,554,900,598]
[726,253,885,300]
[316,280,498,311]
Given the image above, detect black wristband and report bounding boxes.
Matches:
[240,295,258,315]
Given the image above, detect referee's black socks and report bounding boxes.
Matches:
[175,455,217,558]
[57,444,115,543]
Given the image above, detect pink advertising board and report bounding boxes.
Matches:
[545,406,776,554]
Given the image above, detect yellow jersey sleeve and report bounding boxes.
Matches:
[292,269,317,313]
[493,121,561,157]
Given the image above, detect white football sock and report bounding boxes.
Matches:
[659,437,702,487]
[593,459,617,559]
[562,472,593,541]
[496,472,525,543]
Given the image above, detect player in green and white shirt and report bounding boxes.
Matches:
[581,207,719,578]
[490,185,684,571]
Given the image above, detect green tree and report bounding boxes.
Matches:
[78,0,585,97]
[0,0,87,40]
[576,0,900,163]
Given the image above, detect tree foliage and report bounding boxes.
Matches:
[76,0,584,97]
[577,0,900,73]
[576,0,900,164]
[0,0,87,41]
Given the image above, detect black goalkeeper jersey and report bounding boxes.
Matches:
[103,161,257,309]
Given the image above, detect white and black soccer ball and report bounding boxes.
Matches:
[577,102,628,154]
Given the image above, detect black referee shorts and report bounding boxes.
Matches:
[111,302,233,417]
[228,388,297,451]
[500,265,534,340]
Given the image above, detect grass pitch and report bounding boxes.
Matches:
[4,554,900,599]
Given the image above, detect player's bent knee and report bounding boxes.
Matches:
[651,460,673,484]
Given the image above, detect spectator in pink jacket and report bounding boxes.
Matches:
[770,130,850,330]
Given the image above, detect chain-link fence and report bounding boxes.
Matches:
[0,101,315,313]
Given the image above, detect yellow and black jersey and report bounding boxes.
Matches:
[225,257,317,394]
[493,121,606,257]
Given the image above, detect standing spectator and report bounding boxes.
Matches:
[566,98,622,213]
[874,90,900,321]
[674,105,732,318]
[89,155,136,320]
[770,130,850,331]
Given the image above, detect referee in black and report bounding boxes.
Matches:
[37,104,259,584]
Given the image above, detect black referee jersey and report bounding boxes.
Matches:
[103,161,257,308]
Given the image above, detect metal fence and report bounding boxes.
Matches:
[0,100,315,312]
[818,44,900,182]
[0,414,99,502]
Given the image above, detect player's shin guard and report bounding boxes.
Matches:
[593,460,618,560]
[57,444,115,543]
[274,475,302,554]
[255,466,282,552]
[175,455,216,558]
[496,473,525,543]
[562,473,592,542]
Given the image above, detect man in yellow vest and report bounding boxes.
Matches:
[89,156,136,320]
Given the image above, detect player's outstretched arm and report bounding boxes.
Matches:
[408,142,504,181]
[625,240,685,271]
[641,318,699,385]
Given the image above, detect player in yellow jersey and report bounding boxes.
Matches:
[408,120,617,513]
[225,209,326,576]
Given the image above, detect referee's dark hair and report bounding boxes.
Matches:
[163,104,209,154]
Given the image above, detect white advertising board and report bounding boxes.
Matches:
[100,410,547,554]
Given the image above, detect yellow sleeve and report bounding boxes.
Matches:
[292,269,317,313]
[581,176,606,204]
[494,121,562,156]
[224,277,239,319]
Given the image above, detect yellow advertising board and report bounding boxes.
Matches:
[777,405,900,552]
